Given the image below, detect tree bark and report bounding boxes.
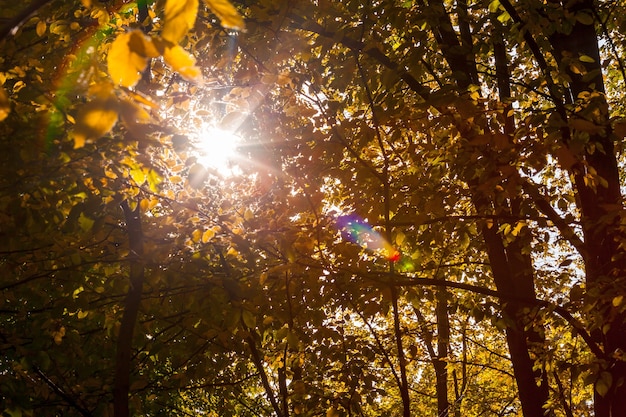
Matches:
[428,0,553,413]
[113,201,145,417]
[546,1,626,415]
[435,286,451,417]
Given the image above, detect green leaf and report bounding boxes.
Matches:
[78,212,95,232]
[242,309,256,329]
[579,54,595,63]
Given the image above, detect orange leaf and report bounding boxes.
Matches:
[0,87,10,122]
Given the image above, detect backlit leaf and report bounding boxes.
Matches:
[612,295,623,307]
[162,44,202,82]
[579,54,595,63]
[130,167,146,185]
[0,87,10,121]
[146,169,162,192]
[72,97,118,148]
[108,30,156,87]
[203,0,245,30]
[395,230,405,246]
[36,20,47,37]
[202,228,215,243]
[78,213,95,232]
[163,0,199,43]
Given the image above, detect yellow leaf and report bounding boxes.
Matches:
[326,407,340,417]
[52,327,66,345]
[192,229,202,243]
[162,44,202,82]
[203,0,245,30]
[36,20,47,37]
[130,167,146,185]
[108,30,154,87]
[0,87,10,122]
[201,228,215,243]
[612,295,624,307]
[77,310,89,319]
[73,97,118,148]
[395,231,405,246]
[163,0,199,42]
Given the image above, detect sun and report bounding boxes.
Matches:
[194,126,242,175]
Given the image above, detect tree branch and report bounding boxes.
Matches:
[372,274,604,359]
[0,0,54,42]
[33,367,93,417]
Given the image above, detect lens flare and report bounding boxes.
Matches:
[336,214,401,262]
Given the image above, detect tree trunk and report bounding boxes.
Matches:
[428,0,552,413]
[547,1,626,415]
[114,201,145,417]
[435,287,451,417]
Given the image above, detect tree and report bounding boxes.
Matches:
[2,0,626,416]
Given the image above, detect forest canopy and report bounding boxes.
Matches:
[2,0,626,416]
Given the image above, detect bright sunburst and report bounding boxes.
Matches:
[194,126,242,176]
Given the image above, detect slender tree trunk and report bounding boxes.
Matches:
[113,201,145,417]
[428,1,553,413]
[547,1,626,415]
[435,287,450,417]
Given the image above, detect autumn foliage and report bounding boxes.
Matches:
[2,0,626,416]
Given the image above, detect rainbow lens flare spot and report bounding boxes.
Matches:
[336,214,401,262]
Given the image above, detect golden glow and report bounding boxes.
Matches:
[195,126,241,175]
